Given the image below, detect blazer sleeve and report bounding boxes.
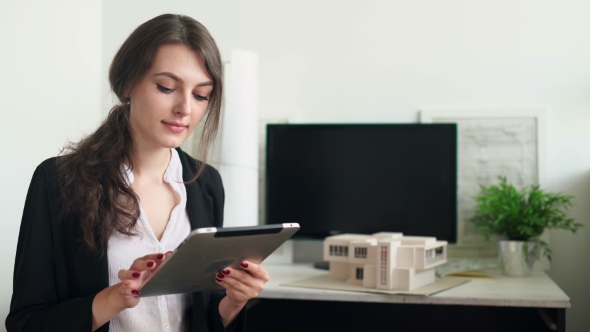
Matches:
[6,162,99,332]
[202,164,225,228]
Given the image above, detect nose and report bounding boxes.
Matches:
[174,92,192,116]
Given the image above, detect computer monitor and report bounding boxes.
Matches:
[265,123,457,243]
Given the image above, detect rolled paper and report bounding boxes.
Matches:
[216,49,259,227]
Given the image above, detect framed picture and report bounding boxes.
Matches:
[420,107,549,269]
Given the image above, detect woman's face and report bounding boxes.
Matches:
[127,43,213,151]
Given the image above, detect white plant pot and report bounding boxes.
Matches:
[498,240,538,277]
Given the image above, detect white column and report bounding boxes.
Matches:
[215,49,259,227]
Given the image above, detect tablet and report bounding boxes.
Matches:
[138,223,300,297]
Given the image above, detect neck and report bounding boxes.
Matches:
[129,144,172,182]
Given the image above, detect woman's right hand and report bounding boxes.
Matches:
[115,252,171,308]
[92,252,172,331]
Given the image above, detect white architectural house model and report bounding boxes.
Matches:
[323,232,448,291]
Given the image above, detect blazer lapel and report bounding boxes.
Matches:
[178,148,215,230]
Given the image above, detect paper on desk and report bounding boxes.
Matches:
[282,274,469,296]
[435,258,498,279]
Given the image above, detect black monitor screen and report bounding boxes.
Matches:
[265,123,457,243]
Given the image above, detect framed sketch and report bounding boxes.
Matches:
[420,107,549,269]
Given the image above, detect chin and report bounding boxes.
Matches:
[165,142,184,149]
[158,134,189,149]
[156,139,185,150]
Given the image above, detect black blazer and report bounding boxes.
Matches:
[6,148,246,332]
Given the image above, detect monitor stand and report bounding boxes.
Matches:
[313,261,330,270]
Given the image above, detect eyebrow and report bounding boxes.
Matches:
[153,72,213,87]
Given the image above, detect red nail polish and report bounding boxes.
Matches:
[147,261,154,267]
[132,272,140,278]
[216,273,224,279]
[222,269,230,275]
[215,278,223,282]
[157,254,164,259]
[240,262,249,268]
[132,290,140,295]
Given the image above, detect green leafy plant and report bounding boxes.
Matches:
[469,176,583,261]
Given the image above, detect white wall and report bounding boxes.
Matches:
[3,0,589,331]
[0,1,103,330]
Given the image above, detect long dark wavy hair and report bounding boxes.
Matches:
[55,14,223,254]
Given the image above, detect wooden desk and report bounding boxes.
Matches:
[247,263,570,332]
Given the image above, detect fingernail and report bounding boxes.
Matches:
[132,272,140,278]
[132,290,140,295]
[157,254,164,259]
[215,278,223,282]
[222,269,230,275]
[240,262,249,268]
[216,273,224,279]
[147,261,154,267]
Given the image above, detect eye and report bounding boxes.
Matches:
[194,94,209,102]
[157,84,174,94]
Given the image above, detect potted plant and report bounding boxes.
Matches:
[469,176,583,276]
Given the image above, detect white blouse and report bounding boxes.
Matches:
[108,149,192,332]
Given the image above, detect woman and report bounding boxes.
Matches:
[6,14,268,332]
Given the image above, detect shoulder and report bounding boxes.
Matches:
[22,157,61,222]
[31,157,58,185]
[38,157,57,171]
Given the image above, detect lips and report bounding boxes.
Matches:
[162,121,187,133]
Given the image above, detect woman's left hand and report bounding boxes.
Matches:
[215,261,269,305]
